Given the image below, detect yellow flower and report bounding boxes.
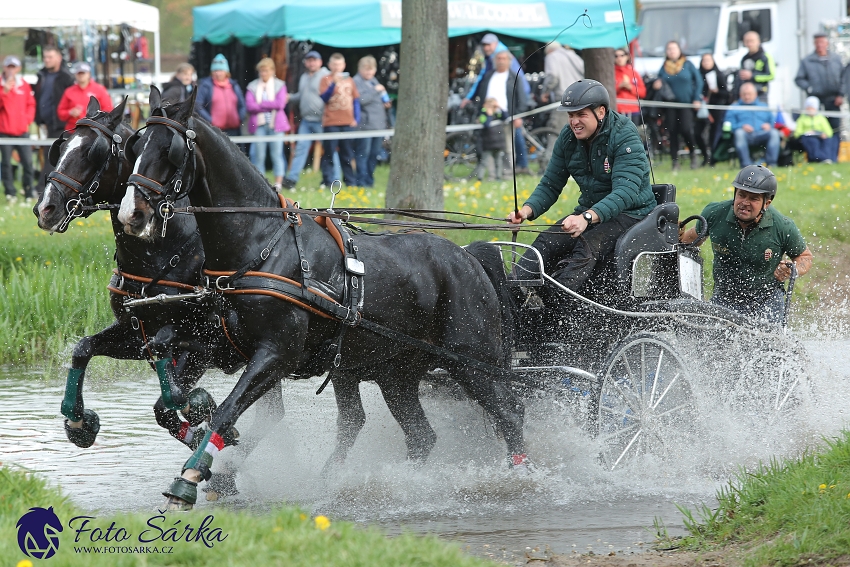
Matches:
[15,256,22,262]
[314,515,331,531]
[75,220,84,226]
[17,560,34,567]
[44,260,52,266]
[819,484,827,490]
[299,513,307,521]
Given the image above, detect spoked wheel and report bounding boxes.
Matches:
[596,333,697,470]
[525,127,559,173]
[444,132,478,181]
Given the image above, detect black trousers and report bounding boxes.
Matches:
[665,107,697,162]
[517,213,641,292]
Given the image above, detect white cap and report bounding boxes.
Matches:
[804,96,820,110]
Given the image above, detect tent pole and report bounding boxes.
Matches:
[154,28,161,86]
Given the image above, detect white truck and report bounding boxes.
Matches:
[632,0,847,112]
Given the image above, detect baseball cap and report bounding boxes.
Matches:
[3,55,21,67]
[804,96,820,110]
[481,33,499,45]
[304,50,321,60]
[71,61,92,74]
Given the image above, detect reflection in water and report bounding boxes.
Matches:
[2,337,848,559]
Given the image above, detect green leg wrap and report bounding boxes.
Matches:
[155,358,187,411]
[61,368,85,421]
[183,429,214,481]
[163,477,198,505]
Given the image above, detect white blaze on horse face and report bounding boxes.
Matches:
[118,135,154,236]
[39,136,84,223]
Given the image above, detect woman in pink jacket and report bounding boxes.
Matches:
[246,58,290,191]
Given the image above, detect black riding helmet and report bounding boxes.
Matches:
[557,79,610,112]
[732,164,778,200]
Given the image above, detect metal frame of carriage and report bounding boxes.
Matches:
[484,183,808,470]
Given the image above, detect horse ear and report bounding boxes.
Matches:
[149,85,162,113]
[174,87,197,124]
[86,96,101,117]
[107,97,128,130]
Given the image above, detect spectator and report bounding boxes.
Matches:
[461,33,532,175]
[725,82,780,167]
[613,48,646,125]
[196,54,246,138]
[56,62,112,131]
[34,46,74,138]
[477,97,506,180]
[695,53,730,166]
[161,63,195,103]
[353,56,390,188]
[796,33,843,161]
[0,55,36,200]
[736,31,775,102]
[794,96,834,163]
[246,57,290,191]
[282,51,330,189]
[543,42,584,134]
[653,40,703,170]
[319,53,360,187]
[469,50,528,176]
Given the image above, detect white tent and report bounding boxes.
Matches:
[2,0,161,83]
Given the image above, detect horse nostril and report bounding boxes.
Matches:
[131,211,144,222]
[41,205,55,217]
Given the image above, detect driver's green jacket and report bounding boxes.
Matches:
[523,110,656,223]
[697,200,807,303]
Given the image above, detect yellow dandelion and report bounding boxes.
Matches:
[819,484,827,490]
[75,220,84,226]
[314,515,331,530]
[299,513,307,521]
[15,256,22,262]
[846,492,850,499]
[17,560,34,567]
[44,260,52,266]
[830,485,836,489]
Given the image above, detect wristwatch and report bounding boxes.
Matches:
[582,211,594,226]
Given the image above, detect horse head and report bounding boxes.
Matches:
[35,96,130,232]
[119,86,203,240]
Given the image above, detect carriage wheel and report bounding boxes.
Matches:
[596,333,697,470]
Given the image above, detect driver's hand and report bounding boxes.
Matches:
[507,205,532,224]
[561,214,586,238]
[774,261,793,282]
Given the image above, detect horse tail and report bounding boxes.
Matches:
[465,241,516,368]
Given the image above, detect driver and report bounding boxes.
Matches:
[680,165,813,322]
[508,79,657,293]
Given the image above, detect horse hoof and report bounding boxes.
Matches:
[165,496,194,512]
[64,409,100,448]
[182,388,217,426]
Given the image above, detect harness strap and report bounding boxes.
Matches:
[144,230,203,291]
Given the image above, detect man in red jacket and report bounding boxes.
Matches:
[56,62,113,131]
[0,56,36,199]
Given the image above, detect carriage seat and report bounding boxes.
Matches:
[613,184,679,286]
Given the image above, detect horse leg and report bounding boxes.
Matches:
[205,379,286,500]
[62,321,145,448]
[321,371,366,476]
[375,372,437,462]
[163,344,285,511]
[452,367,527,468]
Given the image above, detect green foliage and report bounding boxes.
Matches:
[0,465,495,567]
[677,430,850,565]
[2,159,848,365]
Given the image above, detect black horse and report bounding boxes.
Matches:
[33,96,284,497]
[117,87,527,510]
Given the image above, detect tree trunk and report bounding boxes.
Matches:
[385,0,448,210]
[582,48,617,112]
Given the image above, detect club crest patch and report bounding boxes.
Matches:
[603,157,611,173]
[764,248,773,260]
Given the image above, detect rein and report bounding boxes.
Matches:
[48,117,126,232]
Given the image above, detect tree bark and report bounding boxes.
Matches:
[582,48,617,112]
[385,0,448,210]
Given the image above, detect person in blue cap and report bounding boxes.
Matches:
[196,54,246,140]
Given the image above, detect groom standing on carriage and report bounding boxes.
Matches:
[508,79,656,296]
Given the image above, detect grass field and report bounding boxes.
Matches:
[1,158,848,365]
[0,465,495,567]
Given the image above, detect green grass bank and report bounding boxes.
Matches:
[669,430,850,566]
[0,465,495,567]
[1,159,848,365]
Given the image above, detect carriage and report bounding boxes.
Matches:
[486,183,809,470]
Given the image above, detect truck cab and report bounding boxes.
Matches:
[633,0,845,113]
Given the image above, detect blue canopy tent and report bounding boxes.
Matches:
[193,0,639,49]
